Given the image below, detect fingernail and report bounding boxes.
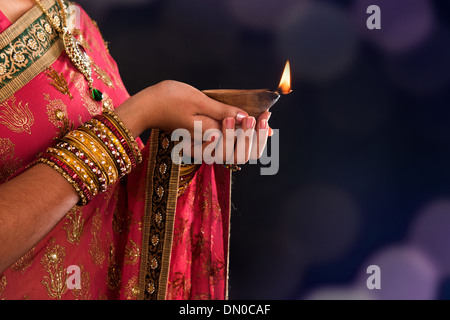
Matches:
[246,117,255,128]
[226,117,234,129]
[236,112,246,123]
[261,119,268,130]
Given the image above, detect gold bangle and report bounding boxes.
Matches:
[64,130,118,186]
[37,155,88,206]
[69,130,118,186]
[102,109,142,164]
[47,146,99,197]
[51,144,100,196]
[61,134,108,192]
[87,118,133,175]
[77,125,120,180]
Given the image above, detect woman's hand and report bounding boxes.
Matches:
[209,111,272,165]
[116,80,273,165]
[133,80,249,135]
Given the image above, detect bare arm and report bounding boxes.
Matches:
[0,164,79,272]
[0,80,257,273]
[0,89,145,273]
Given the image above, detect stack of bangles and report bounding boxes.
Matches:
[37,109,142,206]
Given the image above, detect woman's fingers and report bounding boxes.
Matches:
[199,113,270,165]
[234,116,255,164]
[250,112,271,160]
[212,117,236,164]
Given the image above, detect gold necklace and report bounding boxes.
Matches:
[35,0,103,101]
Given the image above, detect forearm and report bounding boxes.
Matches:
[0,163,78,273]
[0,92,149,273]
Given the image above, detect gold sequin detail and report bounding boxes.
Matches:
[44,93,74,139]
[40,238,68,300]
[124,276,139,300]
[150,257,158,270]
[151,234,159,247]
[155,212,163,225]
[156,186,164,198]
[161,137,170,150]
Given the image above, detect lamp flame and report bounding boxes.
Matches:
[278,60,292,94]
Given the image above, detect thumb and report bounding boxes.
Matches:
[200,92,248,124]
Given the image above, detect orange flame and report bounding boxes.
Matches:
[278,60,292,94]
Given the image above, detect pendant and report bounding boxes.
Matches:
[62,28,103,102]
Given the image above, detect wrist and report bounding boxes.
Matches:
[114,92,150,138]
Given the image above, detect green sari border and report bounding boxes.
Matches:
[0,0,64,103]
[0,0,55,49]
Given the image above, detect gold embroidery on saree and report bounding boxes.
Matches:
[0,96,34,134]
[62,206,85,245]
[10,248,35,274]
[192,231,206,259]
[89,209,106,266]
[92,61,114,88]
[112,206,132,236]
[110,186,133,235]
[71,265,91,300]
[40,238,68,300]
[151,234,160,247]
[124,276,139,300]
[107,243,121,291]
[45,66,73,99]
[202,255,225,286]
[124,239,140,265]
[193,293,211,300]
[0,275,7,297]
[0,137,23,182]
[167,272,191,300]
[43,92,74,139]
[173,218,189,246]
[201,183,222,219]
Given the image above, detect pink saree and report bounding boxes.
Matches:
[0,0,232,300]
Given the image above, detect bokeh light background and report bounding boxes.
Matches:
[77,0,450,299]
